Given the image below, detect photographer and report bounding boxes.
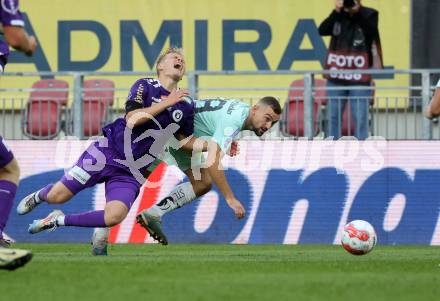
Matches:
[319,0,383,140]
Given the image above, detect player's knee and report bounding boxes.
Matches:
[0,158,20,183]
[200,179,212,195]
[193,178,212,196]
[105,211,126,227]
[5,158,20,175]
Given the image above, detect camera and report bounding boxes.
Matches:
[343,0,357,8]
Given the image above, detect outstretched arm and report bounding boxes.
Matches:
[3,25,37,56]
[206,145,245,219]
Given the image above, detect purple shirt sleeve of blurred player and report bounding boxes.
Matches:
[178,103,195,137]
[126,79,152,109]
[0,0,25,27]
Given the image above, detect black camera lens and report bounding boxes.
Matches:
[343,0,356,8]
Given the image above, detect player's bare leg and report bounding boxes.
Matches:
[137,167,212,245]
[17,181,73,215]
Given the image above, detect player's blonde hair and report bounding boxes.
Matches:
[155,47,185,76]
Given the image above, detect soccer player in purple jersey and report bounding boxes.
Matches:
[16,48,205,240]
[0,0,36,270]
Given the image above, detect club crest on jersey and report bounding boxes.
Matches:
[172,110,183,122]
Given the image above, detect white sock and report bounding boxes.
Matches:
[56,216,65,226]
[148,182,196,217]
[34,190,43,204]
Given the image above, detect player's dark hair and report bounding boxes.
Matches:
[258,96,282,114]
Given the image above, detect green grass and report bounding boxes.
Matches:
[2,244,440,301]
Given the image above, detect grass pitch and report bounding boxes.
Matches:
[2,244,439,301]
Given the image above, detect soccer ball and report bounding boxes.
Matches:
[341,220,377,255]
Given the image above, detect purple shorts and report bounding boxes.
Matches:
[0,136,14,168]
[61,138,141,209]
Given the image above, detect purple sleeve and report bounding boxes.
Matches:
[178,104,195,137]
[126,79,152,108]
[0,0,25,27]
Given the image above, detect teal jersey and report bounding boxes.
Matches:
[194,98,250,152]
[148,98,250,172]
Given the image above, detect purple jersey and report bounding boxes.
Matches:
[0,135,13,168]
[102,78,194,174]
[0,0,25,71]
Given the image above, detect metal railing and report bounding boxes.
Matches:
[0,69,439,140]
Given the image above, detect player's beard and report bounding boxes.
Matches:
[254,128,265,137]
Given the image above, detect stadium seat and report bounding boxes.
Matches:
[22,79,69,139]
[282,78,326,136]
[67,79,115,137]
[82,79,114,137]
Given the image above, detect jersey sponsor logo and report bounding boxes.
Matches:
[68,166,91,185]
[227,101,239,114]
[1,0,18,15]
[10,19,24,26]
[134,84,144,104]
[172,110,183,122]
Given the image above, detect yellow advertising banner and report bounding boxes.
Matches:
[1,0,410,104]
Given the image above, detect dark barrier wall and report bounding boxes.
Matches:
[411,0,440,92]
[412,0,440,69]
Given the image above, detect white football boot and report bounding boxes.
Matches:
[28,210,64,234]
[91,228,110,256]
[17,190,42,215]
[0,248,33,270]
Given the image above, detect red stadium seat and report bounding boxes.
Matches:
[67,79,115,137]
[284,79,375,137]
[288,78,327,106]
[83,79,114,106]
[283,78,326,136]
[284,101,320,137]
[82,79,114,137]
[22,79,69,139]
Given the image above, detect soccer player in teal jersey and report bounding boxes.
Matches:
[92,96,281,251]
